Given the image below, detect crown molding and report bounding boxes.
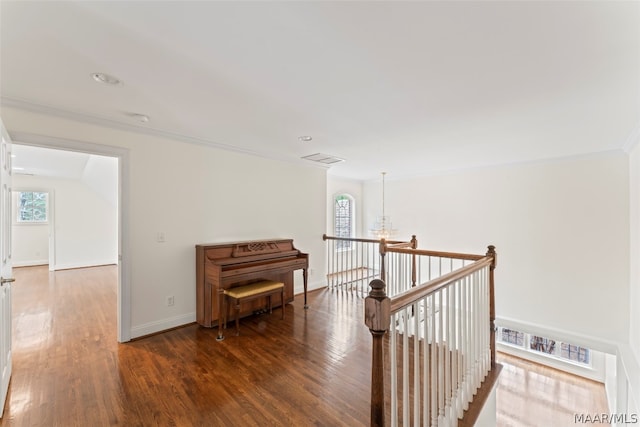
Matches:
[0,96,310,167]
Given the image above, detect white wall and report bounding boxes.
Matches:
[2,106,327,338]
[327,176,363,236]
[12,172,118,269]
[363,152,630,344]
[81,154,118,208]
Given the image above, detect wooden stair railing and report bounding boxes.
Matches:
[365,245,498,427]
[323,234,413,295]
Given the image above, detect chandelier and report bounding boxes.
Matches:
[370,172,397,239]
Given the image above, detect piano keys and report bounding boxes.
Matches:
[195,238,309,328]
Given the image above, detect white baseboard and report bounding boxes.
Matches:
[496,316,618,354]
[13,259,48,267]
[130,312,196,339]
[129,280,325,340]
[294,279,326,296]
[53,260,118,270]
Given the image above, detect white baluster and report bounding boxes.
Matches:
[437,289,445,426]
[414,301,420,426]
[464,275,471,410]
[423,295,430,426]
[403,306,409,425]
[454,280,461,425]
[391,312,398,427]
[430,292,438,427]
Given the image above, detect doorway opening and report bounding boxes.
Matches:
[12,145,118,272]
[8,132,130,342]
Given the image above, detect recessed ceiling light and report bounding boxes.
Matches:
[298,136,313,142]
[91,72,122,86]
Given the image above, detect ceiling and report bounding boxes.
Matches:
[11,144,91,180]
[1,1,638,181]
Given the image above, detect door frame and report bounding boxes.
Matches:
[1,119,14,418]
[9,132,131,342]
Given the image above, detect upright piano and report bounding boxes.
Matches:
[195,238,309,328]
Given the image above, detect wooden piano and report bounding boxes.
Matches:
[195,238,309,329]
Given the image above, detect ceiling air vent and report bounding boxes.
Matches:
[301,153,345,165]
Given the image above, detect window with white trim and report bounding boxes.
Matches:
[17,191,48,223]
[501,328,524,346]
[497,327,591,366]
[560,342,590,364]
[334,194,354,250]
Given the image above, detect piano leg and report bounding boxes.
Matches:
[303,268,309,309]
[216,287,225,342]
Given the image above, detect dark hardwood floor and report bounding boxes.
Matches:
[1,266,609,426]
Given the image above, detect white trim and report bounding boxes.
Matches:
[52,261,117,271]
[12,189,49,225]
[360,148,627,182]
[7,132,131,342]
[48,189,55,271]
[1,97,325,170]
[130,312,196,340]
[12,260,48,267]
[496,316,618,354]
[332,192,356,243]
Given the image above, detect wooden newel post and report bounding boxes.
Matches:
[365,279,390,427]
[486,245,497,367]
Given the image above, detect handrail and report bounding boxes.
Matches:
[382,245,485,262]
[322,233,408,245]
[365,244,497,426]
[389,256,493,313]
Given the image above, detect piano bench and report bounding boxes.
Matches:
[223,280,285,336]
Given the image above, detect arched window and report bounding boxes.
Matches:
[334,194,355,249]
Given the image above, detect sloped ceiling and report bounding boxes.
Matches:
[11,144,90,180]
[1,1,638,180]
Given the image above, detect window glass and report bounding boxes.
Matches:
[17,191,48,223]
[530,335,556,355]
[334,195,353,249]
[560,343,590,364]
[501,328,524,346]
[498,328,592,366]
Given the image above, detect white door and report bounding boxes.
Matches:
[0,118,13,417]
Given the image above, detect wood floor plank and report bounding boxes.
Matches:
[495,353,610,427]
[1,265,610,426]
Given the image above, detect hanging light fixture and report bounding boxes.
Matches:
[370,172,397,239]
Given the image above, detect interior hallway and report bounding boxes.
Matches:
[1,265,610,426]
